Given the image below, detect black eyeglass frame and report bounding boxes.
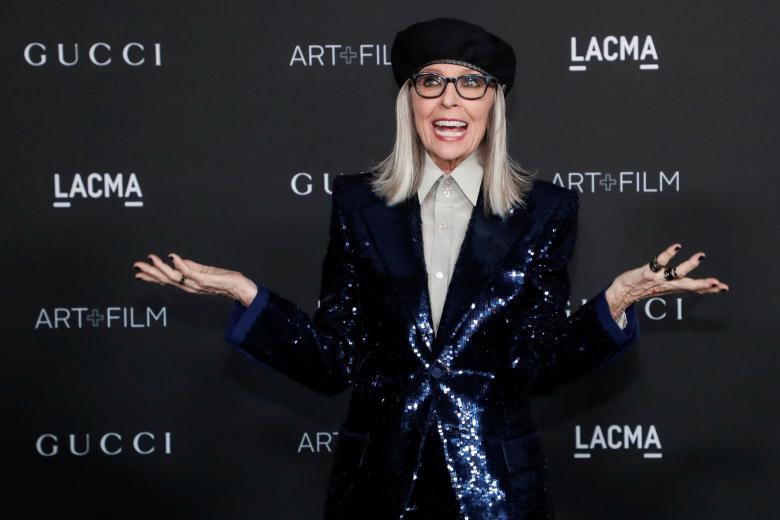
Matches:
[410,72,499,100]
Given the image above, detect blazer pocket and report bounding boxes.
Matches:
[335,425,370,469]
[326,426,371,516]
[501,431,545,475]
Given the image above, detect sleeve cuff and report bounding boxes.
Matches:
[224,285,270,346]
[616,311,627,329]
[593,285,639,347]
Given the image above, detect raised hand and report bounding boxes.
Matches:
[604,243,730,319]
[132,253,258,306]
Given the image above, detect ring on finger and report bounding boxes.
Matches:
[663,265,678,280]
[649,256,665,273]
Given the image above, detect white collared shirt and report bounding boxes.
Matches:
[417,151,482,335]
[416,150,626,337]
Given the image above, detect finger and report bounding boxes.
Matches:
[169,253,214,285]
[707,278,730,292]
[675,277,724,294]
[169,253,230,275]
[134,271,162,285]
[133,260,170,286]
[147,253,192,286]
[134,271,199,293]
[655,243,682,267]
[168,253,237,298]
[149,253,210,292]
[667,251,706,279]
[656,276,729,296]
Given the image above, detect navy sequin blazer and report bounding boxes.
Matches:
[225,172,640,519]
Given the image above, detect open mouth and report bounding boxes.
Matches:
[432,119,468,138]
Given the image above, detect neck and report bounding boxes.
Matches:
[430,153,471,174]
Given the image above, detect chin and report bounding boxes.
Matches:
[430,144,473,160]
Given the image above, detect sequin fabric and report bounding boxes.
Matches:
[225,173,640,519]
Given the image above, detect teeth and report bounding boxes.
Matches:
[434,120,467,127]
[434,127,466,137]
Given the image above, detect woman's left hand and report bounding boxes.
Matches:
[605,243,730,319]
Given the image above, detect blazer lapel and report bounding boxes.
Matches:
[359,186,532,364]
[360,197,436,365]
[432,187,531,358]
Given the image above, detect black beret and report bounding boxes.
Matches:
[391,17,517,95]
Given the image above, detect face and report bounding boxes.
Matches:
[411,62,496,173]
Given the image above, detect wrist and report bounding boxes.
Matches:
[232,276,258,307]
[605,277,633,319]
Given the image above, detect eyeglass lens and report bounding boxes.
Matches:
[414,74,490,99]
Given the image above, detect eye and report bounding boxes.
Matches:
[421,75,442,87]
[459,75,486,88]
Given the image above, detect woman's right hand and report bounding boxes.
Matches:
[132,253,258,307]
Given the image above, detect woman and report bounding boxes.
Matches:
[133,17,729,520]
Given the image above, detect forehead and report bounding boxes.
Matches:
[418,62,482,75]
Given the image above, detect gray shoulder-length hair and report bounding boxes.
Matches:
[369,79,536,219]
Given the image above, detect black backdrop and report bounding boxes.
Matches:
[2,1,778,518]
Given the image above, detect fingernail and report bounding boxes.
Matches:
[135,276,141,280]
[699,254,706,261]
[720,288,727,292]
[674,245,681,251]
[168,254,174,260]
[134,266,140,271]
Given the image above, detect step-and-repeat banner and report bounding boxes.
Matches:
[2,1,777,518]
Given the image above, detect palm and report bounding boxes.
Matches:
[132,252,241,298]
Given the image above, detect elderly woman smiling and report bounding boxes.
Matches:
[133,17,729,520]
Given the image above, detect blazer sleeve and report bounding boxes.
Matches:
[223,176,366,396]
[508,188,640,395]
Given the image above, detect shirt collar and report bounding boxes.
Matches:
[416,150,483,206]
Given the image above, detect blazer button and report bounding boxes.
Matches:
[430,366,443,379]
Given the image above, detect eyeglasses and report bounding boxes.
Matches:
[411,72,498,100]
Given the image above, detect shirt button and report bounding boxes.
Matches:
[430,366,443,379]
[435,271,444,279]
[443,178,452,186]
[439,223,447,231]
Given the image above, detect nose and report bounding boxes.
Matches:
[439,80,460,108]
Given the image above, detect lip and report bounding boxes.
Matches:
[431,118,469,142]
